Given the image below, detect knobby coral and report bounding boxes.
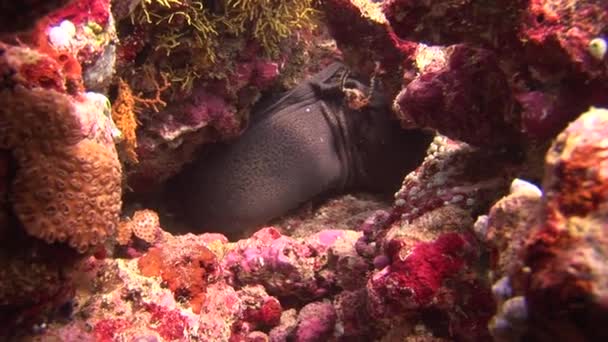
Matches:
[1,86,122,252]
[116,209,161,245]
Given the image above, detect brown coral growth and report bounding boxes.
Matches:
[1,86,122,252]
[112,79,139,163]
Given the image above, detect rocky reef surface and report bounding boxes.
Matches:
[0,0,607,341]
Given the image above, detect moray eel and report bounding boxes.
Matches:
[168,62,433,233]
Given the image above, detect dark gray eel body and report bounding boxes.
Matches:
[168,62,433,233]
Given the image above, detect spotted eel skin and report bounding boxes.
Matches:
[168,62,433,233]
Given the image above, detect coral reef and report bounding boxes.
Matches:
[110,0,329,190]
[1,0,608,341]
[0,43,122,252]
[393,44,520,146]
[116,209,162,246]
[322,0,608,145]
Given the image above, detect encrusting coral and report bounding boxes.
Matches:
[1,87,122,252]
[0,41,122,253]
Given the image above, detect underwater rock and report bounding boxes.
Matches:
[0,240,80,334]
[27,0,117,93]
[522,106,608,341]
[223,227,365,300]
[521,0,608,79]
[293,301,337,342]
[367,204,495,341]
[392,134,515,224]
[322,0,608,146]
[394,44,520,147]
[475,179,543,281]
[487,107,608,341]
[137,233,221,314]
[320,0,413,86]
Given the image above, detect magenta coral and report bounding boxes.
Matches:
[394,44,519,146]
[372,232,476,308]
[145,303,188,341]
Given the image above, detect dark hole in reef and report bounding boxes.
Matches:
[536,14,545,24]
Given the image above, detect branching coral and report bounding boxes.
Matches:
[133,0,220,63]
[121,0,317,100]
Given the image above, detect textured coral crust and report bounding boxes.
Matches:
[138,245,217,314]
[320,0,415,77]
[244,296,283,329]
[1,86,122,252]
[294,301,338,342]
[544,108,608,218]
[393,135,512,224]
[383,0,524,48]
[0,43,69,93]
[383,232,475,306]
[145,303,188,341]
[394,44,518,147]
[522,108,608,340]
[481,182,543,278]
[24,23,85,94]
[94,319,129,342]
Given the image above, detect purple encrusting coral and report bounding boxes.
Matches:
[1,0,608,341]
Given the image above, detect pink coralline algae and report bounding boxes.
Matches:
[392,134,514,224]
[367,205,495,341]
[127,49,283,191]
[293,301,337,342]
[223,227,365,299]
[146,85,240,143]
[521,0,608,78]
[393,44,520,146]
[322,0,608,146]
[475,179,543,280]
